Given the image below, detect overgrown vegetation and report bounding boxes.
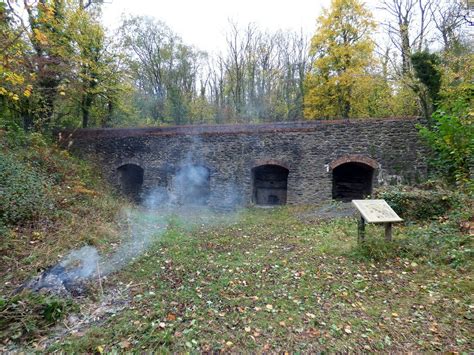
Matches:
[0,128,126,330]
[0,127,472,351]
[0,148,53,229]
[418,92,473,188]
[0,0,472,351]
[373,184,472,267]
[0,292,75,343]
[28,205,470,352]
[375,184,461,221]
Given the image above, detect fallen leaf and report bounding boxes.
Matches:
[119,340,131,349]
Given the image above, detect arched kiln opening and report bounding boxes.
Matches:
[117,164,144,201]
[332,162,374,202]
[252,164,289,206]
[173,165,210,205]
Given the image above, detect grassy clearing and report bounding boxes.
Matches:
[37,206,473,352]
[1,131,472,351]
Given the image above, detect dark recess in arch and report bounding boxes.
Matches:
[332,162,374,202]
[117,164,144,202]
[252,165,289,206]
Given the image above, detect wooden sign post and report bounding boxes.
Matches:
[352,199,403,243]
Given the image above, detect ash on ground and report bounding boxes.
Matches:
[18,246,99,297]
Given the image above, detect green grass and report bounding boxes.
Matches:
[32,206,473,353]
[1,132,128,297]
[0,131,129,345]
[2,130,471,352]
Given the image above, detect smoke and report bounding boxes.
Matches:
[169,164,210,206]
[59,246,100,279]
[24,139,242,296]
[19,246,100,296]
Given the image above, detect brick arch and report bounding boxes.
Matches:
[329,155,379,171]
[115,159,143,171]
[251,159,290,170]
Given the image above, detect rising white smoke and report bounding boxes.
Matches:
[25,141,242,295]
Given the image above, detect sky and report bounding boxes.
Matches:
[101,0,336,54]
[101,0,474,56]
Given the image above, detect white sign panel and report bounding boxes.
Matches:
[352,199,403,223]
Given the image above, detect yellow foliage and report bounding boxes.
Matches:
[72,186,99,196]
[5,72,24,85]
[304,0,376,119]
[23,85,33,98]
[33,28,49,45]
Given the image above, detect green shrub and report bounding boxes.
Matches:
[418,87,473,188]
[0,292,74,343]
[351,220,472,267]
[0,150,54,228]
[354,186,472,267]
[375,184,459,221]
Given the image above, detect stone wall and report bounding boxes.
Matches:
[65,118,429,207]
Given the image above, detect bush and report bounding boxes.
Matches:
[375,184,459,221]
[354,185,472,268]
[0,150,54,228]
[0,292,74,343]
[418,87,473,188]
[351,220,472,268]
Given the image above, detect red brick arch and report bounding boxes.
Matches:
[252,159,289,170]
[329,155,379,171]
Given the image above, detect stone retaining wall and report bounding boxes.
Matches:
[64,118,428,207]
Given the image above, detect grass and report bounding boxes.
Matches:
[26,206,473,353]
[0,131,128,344]
[1,132,128,297]
[1,130,472,352]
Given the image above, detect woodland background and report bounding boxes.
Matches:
[1,0,472,128]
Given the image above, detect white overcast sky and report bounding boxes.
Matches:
[100,0,474,55]
[101,0,382,54]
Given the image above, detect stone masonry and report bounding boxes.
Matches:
[64,117,428,207]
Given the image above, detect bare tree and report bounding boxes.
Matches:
[206,22,311,123]
[431,0,466,51]
[223,21,255,118]
[380,0,435,73]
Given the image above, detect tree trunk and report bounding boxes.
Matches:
[104,99,113,127]
[81,93,93,128]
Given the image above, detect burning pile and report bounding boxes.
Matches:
[18,246,99,297]
[18,142,241,298]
